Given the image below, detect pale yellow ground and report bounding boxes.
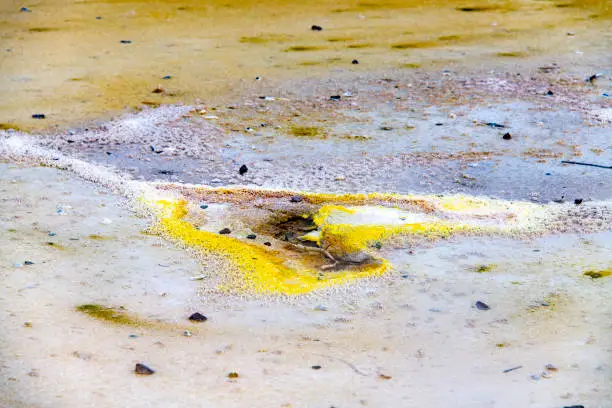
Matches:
[1,0,610,130]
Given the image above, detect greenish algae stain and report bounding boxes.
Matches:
[76,304,148,327]
[583,269,612,279]
[474,264,497,273]
[289,126,325,138]
[285,45,327,52]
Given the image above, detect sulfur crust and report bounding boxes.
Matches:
[153,200,390,295]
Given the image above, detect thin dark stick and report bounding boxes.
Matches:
[502,365,523,373]
[561,160,612,169]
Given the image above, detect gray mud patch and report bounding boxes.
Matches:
[21,68,612,202]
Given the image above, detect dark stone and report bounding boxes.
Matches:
[587,73,599,82]
[199,204,209,209]
[486,122,505,128]
[219,228,231,235]
[289,196,303,203]
[120,40,132,44]
[502,132,512,140]
[380,126,393,131]
[24,260,34,265]
[435,123,443,126]
[31,114,45,119]
[134,363,155,375]
[264,242,272,246]
[239,164,248,175]
[546,90,554,96]
[352,59,359,64]
[311,25,323,31]
[246,234,257,239]
[106,151,112,155]
[95,16,102,20]
[157,170,175,175]
[574,198,583,205]
[20,7,32,12]
[330,95,341,101]
[475,301,490,310]
[162,75,172,80]
[311,365,322,370]
[188,312,208,322]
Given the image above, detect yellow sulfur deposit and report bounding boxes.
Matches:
[152,200,390,295]
[146,190,549,295]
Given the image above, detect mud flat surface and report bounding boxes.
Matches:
[1,164,611,408]
[1,0,612,407]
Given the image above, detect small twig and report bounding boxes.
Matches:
[502,365,523,373]
[312,353,368,376]
[290,243,338,263]
[320,261,338,271]
[561,160,612,169]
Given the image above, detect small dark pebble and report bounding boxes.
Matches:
[311,25,323,31]
[352,59,359,64]
[128,334,138,338]
[380,126,393,131]
[574,198,583,205]
[188,312,208,322]
[486,122,505,128]
[546,90,554,96]
[435,123,443,126]
[502,132,512,140]
[95,16,102,20]
[330,95,341,101]
[31,114,45,119]
[48,232,56,236]
[255,76,261,80]
[587,73,599,82]
[162,75,172,80]
[20,7,32,12]
[24,260,34,265]
[120,40,132,44]
[199,204,209,210]
[106,151,112,155]
[290,196,303,203]
[134,363,155,375]
[157,170,175,175]
[475,301,490,310]
[311,365,322,370]
[239,164,248,175]
[219,228,231,235]
[264,242,272,246]
[246,234,257,239]
[545,172,551,176]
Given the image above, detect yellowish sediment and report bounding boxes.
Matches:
[1,0,609,130]
[146,190,549,295]
[152,200,390,295]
